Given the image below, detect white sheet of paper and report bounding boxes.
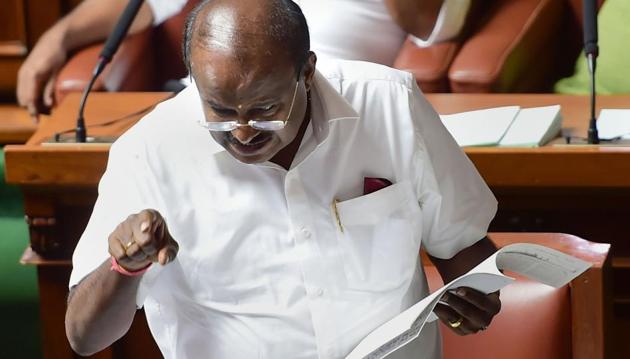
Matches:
[345,243,591,359]
[439,106,520,147]
[498,105,562,147]
[596,109,630,140]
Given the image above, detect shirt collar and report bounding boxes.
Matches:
[309,69,359,144]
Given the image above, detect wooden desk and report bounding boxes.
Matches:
[0,105,36,144]
[3,92,627,358]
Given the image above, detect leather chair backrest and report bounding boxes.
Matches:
[424,266,572,359]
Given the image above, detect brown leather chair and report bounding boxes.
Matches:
[424,233,611,359]
[395,0,607,93]
[54,0,603,100]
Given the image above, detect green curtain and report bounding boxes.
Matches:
[555,0,630,94]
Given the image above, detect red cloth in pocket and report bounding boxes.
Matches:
[363,177,393,195]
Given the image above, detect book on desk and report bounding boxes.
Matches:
[440,105,562,148]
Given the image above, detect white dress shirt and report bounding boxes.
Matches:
[146,0,470,66]
[70,59,496,359]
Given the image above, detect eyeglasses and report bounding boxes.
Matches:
[199,80,299,132]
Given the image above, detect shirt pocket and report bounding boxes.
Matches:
[333,180,422,292]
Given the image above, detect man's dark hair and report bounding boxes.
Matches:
[182,0,310,75]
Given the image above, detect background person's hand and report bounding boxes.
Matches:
[108,209,179,272]
[16,30,67,118]
[434,287,501,335]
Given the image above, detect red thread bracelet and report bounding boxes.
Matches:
[110,256,152,276]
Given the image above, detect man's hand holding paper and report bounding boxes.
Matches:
[434,288,501,335]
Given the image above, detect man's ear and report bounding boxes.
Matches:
[303,51,317,91]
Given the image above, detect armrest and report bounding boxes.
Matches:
[393,39,459,93]
[448,0,564,93]
[54,29,156,103]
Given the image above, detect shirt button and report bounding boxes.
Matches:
[308,286,324,297]
[301,227,312,239]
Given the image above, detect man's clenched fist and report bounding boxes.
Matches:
[108,209,179,272]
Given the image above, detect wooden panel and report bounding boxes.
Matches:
[0,0,27,47]
[0,0,81,97]
[0,57,24,96]
[0,0,27,95]
[23,0,64,48]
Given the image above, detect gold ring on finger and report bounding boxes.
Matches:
[448,317,464,328]
[125,240,135,249]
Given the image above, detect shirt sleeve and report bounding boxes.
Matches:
[408,0,471,47]
[146,0,189,26]
[69,129,163,291]
[408,83,497,259]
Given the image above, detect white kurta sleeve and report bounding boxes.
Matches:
[408,83,497,259]
[69,129,163,290]
[409,0,471,47]
[146,0,188,25]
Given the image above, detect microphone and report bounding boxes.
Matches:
[75,0,145,143]
[583,0,599,144]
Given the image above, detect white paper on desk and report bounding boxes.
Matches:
[440,106,520,147]
[345,243,591,359]
[596,109,630,140]
[498,105,562,147]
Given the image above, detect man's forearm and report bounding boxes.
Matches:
[65,259,141,356]
[52,0,154,53]
[383,0,444,39]
[429,236,497,283]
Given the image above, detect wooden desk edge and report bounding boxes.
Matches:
[21,246,72,266]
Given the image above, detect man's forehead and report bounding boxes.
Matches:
[199,6,239,52]
[192,46,294,82]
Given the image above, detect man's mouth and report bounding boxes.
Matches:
[227,132,273,155]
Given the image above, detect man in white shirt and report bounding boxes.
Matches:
[66,1,499,358]
[15,0,470,117]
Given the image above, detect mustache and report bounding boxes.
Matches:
[225,131,272,146]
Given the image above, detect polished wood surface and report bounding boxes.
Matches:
[431,94,630,188]
[6,93,630,187]
[0,105,36,143]
[5,92,171,185]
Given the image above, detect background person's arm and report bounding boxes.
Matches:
[16,0,154,117]
[384,0,444,40]
[385,0,473,47]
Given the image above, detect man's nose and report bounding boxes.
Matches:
[231,126,260,144]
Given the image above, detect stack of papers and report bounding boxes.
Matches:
[439,105,562,147]
[596,109,630,140]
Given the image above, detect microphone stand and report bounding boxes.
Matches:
[583,0,599,144]
[75,58,108,143]
[586,52,599,144]
[50,0,145,144]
